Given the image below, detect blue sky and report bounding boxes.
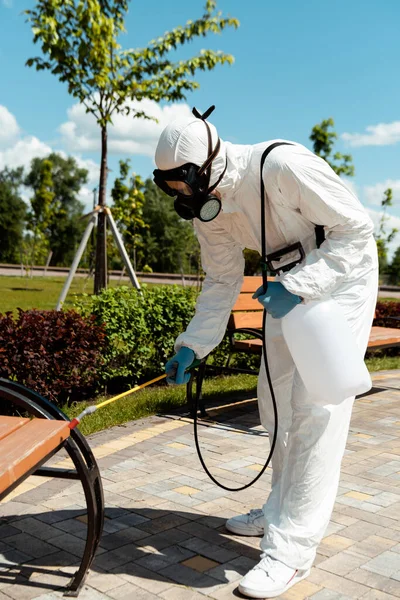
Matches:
[1,0,400,247]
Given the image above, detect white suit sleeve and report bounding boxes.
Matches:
[175,218,245,359]
[273,152,375,301]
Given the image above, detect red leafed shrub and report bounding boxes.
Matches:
[374,301,400,327]
[0,309,107,404]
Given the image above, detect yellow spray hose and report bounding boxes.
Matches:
[68,362,200,430]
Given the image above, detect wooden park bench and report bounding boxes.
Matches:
[0,378,104,597]
[226,276,400,358]
[187,276,400,415]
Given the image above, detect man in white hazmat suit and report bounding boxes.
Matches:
[153,106,378,599]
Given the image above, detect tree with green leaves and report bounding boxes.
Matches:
[375,188,397,276]
[140,179,200,275]
[25,153,88,266]
[25,159,55,267]
[310,118,354,177]
[387,245,400,286]
[0,167,27,264]
[26,0,239,292]
[111,160,148,271]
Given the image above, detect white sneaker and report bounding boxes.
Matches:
[238,555,310,598]
[225,508,265,536]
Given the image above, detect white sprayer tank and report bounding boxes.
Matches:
[281,298,372,404]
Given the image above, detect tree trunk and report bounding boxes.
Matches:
[94,125,108,293]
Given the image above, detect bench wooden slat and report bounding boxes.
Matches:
[240,276,275,293]
[232,294,263,312]
[368,326,400,347]
[233,278,277,312]
[231,326,400,356]
[228,278,400,361]
[0,418,70,495]
[228,312,263,330]
[0,417,29,441]
[240,276,263,293]
[233,338,263,353]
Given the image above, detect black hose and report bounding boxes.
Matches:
[192,143,293,490]
[193,307,278,491]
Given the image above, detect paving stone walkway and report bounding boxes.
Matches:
[2,371,400,599]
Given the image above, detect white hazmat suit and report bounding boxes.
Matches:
[155,115,379,572]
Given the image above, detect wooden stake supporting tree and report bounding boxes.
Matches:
[26,0,239,293]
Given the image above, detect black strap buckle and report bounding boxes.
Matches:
[265,242,305,274]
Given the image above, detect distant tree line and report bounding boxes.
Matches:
[0,118,396,281]
[0,154,87,269]
[0,153,200,275]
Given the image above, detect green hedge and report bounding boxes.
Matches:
[74,285,198,389]
[7,286,398,408]
[74,284,259,391]
[210,335,261,372]
[0,285,259,406]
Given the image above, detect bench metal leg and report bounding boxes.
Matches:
[64,438,104,596]
[0,379,104,597]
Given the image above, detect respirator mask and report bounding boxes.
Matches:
[153,105,227,223]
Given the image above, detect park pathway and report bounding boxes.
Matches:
[2,371,400,599]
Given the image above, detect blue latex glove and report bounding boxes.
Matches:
[165,346,195,385]
[253,282,302,319]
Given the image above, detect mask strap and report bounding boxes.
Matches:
[192,105,215,120]
[198,137,221,176]
[208,154,227,194]
[193,106,220,189]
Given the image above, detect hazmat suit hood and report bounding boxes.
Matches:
[154,114,252,211]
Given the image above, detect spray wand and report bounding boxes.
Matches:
[68,360,201,430]
[69,354,276,493]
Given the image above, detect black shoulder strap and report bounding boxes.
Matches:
[259,142,326,291]
[260,142,293,291]
[315,224,325,249]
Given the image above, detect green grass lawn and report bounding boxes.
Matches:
[365,354,400,373]
[64,373,258,436]
[0,274,398,315]
[64,354,399,436]
[0,275,129,314]
[2,274,400,436]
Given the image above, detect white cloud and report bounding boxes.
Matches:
[0,136,52,171]
[342,121,400,147]
[59,99,192,156]
[0,107,52,171]
[0,106,102,212]
[364,179,400,206]
[78,186,97,211]
[73,156,99,186]
[73,157,100,210]
[0,105,20,146]
[1,0,13,7]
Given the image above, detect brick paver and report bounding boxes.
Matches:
[2,370,400,598]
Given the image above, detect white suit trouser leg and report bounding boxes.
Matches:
[257,268,378,570]
[260,369,354,570]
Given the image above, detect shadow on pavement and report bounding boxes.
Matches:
[0,506,261,596]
